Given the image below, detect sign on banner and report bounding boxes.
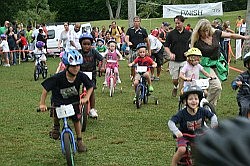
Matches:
[163,2,223,18]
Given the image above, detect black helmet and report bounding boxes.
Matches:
[136,43,147,50]
[243,52,250,68]
[181,85,203,101]
[195,118,250,166]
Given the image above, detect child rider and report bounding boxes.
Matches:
[34,41,47,69]
[168,85,218,166]
[39,49,93,152]
[103,40,123,85]
[232,52,250,118]
[79,32,105,118]
[128,43,157,101]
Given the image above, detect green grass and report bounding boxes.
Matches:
[0,10,247,165]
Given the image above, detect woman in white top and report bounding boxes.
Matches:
[57,22,70,51]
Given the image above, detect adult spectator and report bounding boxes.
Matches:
[125,16,151,80]
[164,15,191,97]
[235,15,244,33]
[158,22,170,44]
[68,22,81,50]
[57,22,70,51]
[6,26,17,65]
[99,25,106,39]
[109,21,122,49]
[32,24,40,48]
[222,22,234,62]
[148,33,164,81]
[190,18,249,107]
[0,20,10,35]
[41,23,48,51]
[240,19,247,45]
[26,25,34,52]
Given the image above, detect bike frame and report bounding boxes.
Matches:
[60,117,77,154]
[106,60,117,88]
[136,74,147,99]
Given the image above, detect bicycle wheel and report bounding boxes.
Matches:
[109,77,114,97]
[136,86,142,109]
[80,104,88,132]
[203,102,216,115]
[63,132,74,166]
[34,66,39,81]
[143,87,148,104]
[42,65,48,79]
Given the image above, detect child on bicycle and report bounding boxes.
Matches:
[168,85,218,166]
[128,43,157,101]
[95,38,107,56]
[231,52,250,118]
[79,32,105,118]
[39,49,93,152]
[34,41,47,69]
[103,40,123,85]
[179,47,214,87]
[55,51,66,73]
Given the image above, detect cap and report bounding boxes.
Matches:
[163,22,170,27]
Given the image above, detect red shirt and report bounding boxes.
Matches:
[20,36,28,46]
[134,56,154,71]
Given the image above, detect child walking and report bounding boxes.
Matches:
[103,40,123,85]
[79,32,106,118]
[168,85,218,166]
[128,43,157,101]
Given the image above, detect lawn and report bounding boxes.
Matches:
[0,10,247,165]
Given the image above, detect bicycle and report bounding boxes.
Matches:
[37,103,78,166]
[178,78,216,115]
[80,72,96,132]
[34,53,48,81]
[101,59,122,97]
[133,66,158,109]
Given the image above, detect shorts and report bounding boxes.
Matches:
[134,71,150,81]
[129,49,137,63]
[151,46,164,67]
[177,136,188,147]
[51,103,81,122]
[169,61,186,80]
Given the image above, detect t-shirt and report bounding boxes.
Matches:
[134,56,154,71]
[194,30,222,60]
[181,63,203,87]
[59,30,70,49]
[170,107,214,134]
[80,48,104,78]
[164,28,191,62]
[41,70,93,106]
[68,30,81,50]
[126,27,148,50]
[0,26,7,35]
[0,40,10,52]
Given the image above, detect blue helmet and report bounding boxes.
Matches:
[97,38,105,44]
[136,43,147,50]
[62,49,83,66]
[1,34,6,39]
[36,41,45,48]
[79,32,93,44]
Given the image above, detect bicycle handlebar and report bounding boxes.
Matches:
[37,102,80,112]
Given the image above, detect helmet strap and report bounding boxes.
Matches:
[66,66,76,77]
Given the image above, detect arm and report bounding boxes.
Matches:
[168,120,183,138]
[39,88,48,112]
[145,37,151,56]
[221,31,250,40]
[179,71,192,81]
[80,87,93,105]
[201,69,213,79]
[165,46,175,61]
[210,114,218,128]
[152,61,157,68]
[116,49,123,60]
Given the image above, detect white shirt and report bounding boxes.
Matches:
[68,29,81,50]
[0,40,10,52]
[148,34,163,53]
[240,23,247,33]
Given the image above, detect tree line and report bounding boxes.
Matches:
[1,0,247,27]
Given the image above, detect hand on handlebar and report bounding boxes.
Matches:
[80,97,89,105]
[39,104,47,112]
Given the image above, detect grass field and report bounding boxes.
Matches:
[0,10,248,165]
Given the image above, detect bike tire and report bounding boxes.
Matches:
[143,87,148,104]
[136,86,142,109]
[178,97,185,111]
[63,132,74,166]
[41,64,47,79]
[109,77,114,97]
[34,66,39,81]
[80,105,88,132]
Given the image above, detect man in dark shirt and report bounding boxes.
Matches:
[125,16,151,79]
[164,15,191,97]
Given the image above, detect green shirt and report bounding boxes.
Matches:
[0,26,7,35]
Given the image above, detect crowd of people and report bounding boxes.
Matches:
[1,15,250,164]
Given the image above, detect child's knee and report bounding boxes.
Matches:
[177,146,186,154]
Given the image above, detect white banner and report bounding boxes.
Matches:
[163,2,223,18]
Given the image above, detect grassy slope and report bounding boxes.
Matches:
[0,10,247,165]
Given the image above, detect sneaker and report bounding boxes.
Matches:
[154,77,160,81]
[103,80,107,85]
[77,140,87,153]
[149,85,154,92]
[172,88,178,97]
[49,125,60,140]
[133,95,136,101]
[89,108,98,118]
[117,78,121,84]
[3,64,10,67]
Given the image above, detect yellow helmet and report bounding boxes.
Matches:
[185,47,202,57]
